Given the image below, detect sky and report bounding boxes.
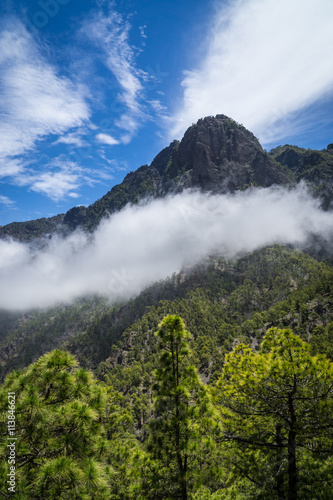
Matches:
[0,0,333,225]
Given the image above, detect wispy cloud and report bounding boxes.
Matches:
[14,161,92,201]
[139,25,147,40]
[0,18,90,179]
[95,133,119,146]
[81,10,143,112]
[30,171,81,200]
[148,100,167,113]
[0,158,24,178]
[80,7,154,141]
[0,195,15,207]
[53,132,89,148]
[169,0,333,145]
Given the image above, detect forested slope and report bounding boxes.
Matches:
[1,318,332,499]
[1,245,332,385]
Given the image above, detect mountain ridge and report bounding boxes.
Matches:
[1,114,332,244]
[0,114,293,241]
[1,114,333,440]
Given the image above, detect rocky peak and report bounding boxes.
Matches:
[164,115,291,190]
[150,140,179,175]
[0,115,294,241]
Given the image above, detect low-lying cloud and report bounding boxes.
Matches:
[0,185,332,311]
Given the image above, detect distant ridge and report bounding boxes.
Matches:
[1,114,332,242]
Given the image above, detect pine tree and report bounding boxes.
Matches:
[143,315,220,499]
[0,350,114,499]
[215,328,333,499]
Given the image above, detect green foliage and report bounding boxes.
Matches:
[0,297,110,381]
[1,320,333,499]
[1,242,333,498]
[309,322,333,360]
[0,350,114,499]
[141,316,221,499]
[1,245,330,386]
[269,144,333,210]
[215,328,333,499]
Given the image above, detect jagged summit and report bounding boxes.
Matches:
[160,115,291,190]
[0,114,310,241]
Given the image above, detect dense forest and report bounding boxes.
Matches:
[1,243,333,498]
[1,244,333,380]
[1,242,333,499]
[1,315,333,499]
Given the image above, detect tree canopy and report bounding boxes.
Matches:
[215,328,333,499]
[1,321,333,499]
[0,350,114,499]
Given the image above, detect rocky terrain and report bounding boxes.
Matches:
[0,115,295,240]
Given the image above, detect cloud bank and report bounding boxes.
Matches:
[169,0,333,145]
[0,185,332,311]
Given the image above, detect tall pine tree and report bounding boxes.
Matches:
[143,315,220,499]
[215,328,333,500]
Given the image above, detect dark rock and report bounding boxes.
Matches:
[0,115,299,242]
[166,115,291,191]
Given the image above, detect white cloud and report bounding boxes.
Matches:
[139,25,147,40]
[81,10,143,110]
[0,195,15,207]
[169,0,333,144]
[14,161,86,201]
[95,133,119,145]
[81,8,155,141]
[0,19,90,176]
[0,158,24,178]
[30,171,80,200]
[148,100,167,113]
[53,133,88,148]
[0,239,28,271]
[0,184,332,310]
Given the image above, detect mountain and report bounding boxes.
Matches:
[0,214,65,242]
[1,115,333,499]
[0,115,293,241]
[269,143,333,209]
[1,114,333,381]
[1,245,332,381]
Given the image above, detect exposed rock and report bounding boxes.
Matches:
[167,115,291,191]
[0,115,296,241]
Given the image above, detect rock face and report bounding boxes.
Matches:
[163,115,291,190]
[0,115,293,241]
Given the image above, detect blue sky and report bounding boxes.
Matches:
[1,0,333,226]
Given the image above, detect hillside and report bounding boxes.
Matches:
[1,115,333,382]
[270,143,333,209]
[2,117,333,245]
[1,245,332,382]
